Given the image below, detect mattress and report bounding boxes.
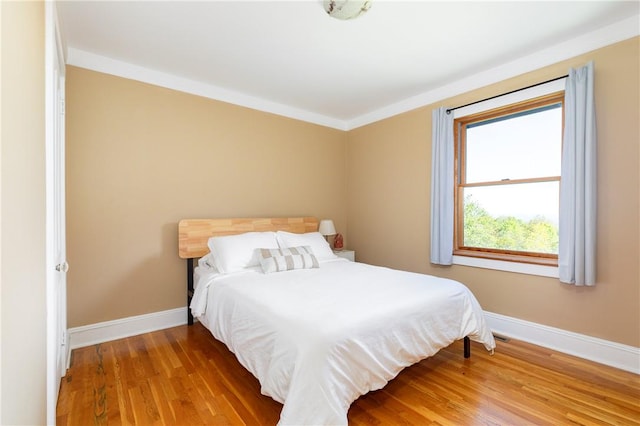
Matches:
[191,259,496,425]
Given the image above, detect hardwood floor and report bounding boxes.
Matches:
[57,323,640,425]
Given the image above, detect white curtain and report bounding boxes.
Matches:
[430,107,454,265]
[559,61,597,285]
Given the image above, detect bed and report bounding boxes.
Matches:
[178,217,496,425]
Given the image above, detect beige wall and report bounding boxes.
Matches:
[1,1,47,424]
[347,37,640,347]
[66,67,347,327]
[67,37,639,348]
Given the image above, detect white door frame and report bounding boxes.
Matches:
[45,1,67,424]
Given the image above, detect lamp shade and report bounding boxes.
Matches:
[318,219,337,236]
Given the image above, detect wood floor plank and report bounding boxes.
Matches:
[147,374,177,425]
[57,323,640,425]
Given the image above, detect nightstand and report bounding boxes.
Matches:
[333,249,355,261]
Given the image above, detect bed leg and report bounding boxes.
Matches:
[187,258,194,325]
[464,336,470,358]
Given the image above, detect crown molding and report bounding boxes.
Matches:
[65,14,638,131]
[347,14,640,129]
[66,48,348,131]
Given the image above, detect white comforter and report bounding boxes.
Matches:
[191,259,495,425]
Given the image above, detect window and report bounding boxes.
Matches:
[453,92,564,266]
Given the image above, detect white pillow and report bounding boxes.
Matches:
[207,232,279,274]
[276,231,337,261]
[198,253,216,270]
[257,246,319,273]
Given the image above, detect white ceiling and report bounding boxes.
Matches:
[57,1,640,130]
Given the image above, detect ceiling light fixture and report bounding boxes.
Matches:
[323,0,371,20]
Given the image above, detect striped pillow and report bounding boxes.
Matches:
[258,246,319,273]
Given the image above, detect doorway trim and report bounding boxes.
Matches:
[45,1,67,424]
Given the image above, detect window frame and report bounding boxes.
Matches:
[453,91,565,267]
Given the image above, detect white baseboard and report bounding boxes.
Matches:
[66,307,639,375]
[68,307,188,352]
[484,311,640,374]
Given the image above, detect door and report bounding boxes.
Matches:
[45,2,67,424]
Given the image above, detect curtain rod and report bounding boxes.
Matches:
[445,74,568,115]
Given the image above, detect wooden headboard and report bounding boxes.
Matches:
[178,217,319,259]
[179,217,319,325]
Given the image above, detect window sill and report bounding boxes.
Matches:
[452,255,559,278]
